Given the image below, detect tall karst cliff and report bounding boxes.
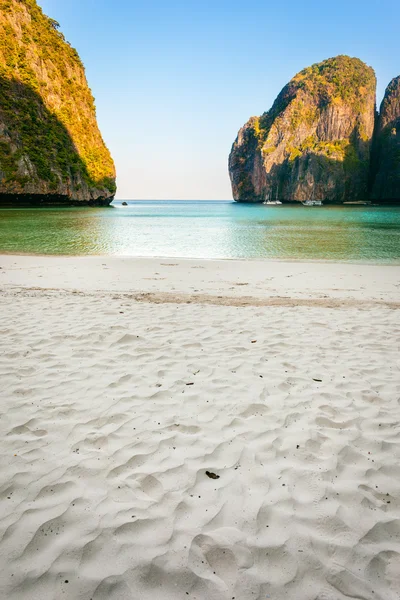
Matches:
[0,0,116,205]
[229,56,376,203]
[371,76,400,201]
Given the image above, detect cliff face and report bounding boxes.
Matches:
[371,77,400,201]
[0,0,116,205]
[229,56,376,203]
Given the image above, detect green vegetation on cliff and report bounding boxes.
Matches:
[258,56,376,155]
[0,0,116,201]
[293,55,375,108]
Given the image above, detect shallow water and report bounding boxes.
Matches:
[0,200,400,262]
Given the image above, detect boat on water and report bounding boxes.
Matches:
[302,200,323,206]
[263,200,283,205]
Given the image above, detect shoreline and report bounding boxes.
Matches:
[1,250,400,267]
[1,254,399,306]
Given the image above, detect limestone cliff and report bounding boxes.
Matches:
[371,77,400,201]
[229,56,376,203]
[0,0,116,205]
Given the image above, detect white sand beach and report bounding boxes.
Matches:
[0,255,400,600]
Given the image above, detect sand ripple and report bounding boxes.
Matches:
[0,291,399,599]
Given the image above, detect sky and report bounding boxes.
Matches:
[39,0,400,200]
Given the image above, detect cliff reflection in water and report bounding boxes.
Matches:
[0,208,116,255]
[245,207,396,261]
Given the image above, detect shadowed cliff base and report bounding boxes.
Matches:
[231,132,400,205]
[232,133,375,204]
[0,75,115,207]
[369,128,400,204]
[0,194,113,207]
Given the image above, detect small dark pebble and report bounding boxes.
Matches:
[313,378,322,382]
[186,382,194,386]
[64,580,69,584]
[206,471,220,480]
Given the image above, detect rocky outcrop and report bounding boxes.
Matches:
[371,77,400,201]
[0,0,116,206]
[229,56,376,203]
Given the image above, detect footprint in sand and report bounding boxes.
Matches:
[189,534,238,590]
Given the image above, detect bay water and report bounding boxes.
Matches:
[0,200,399,263]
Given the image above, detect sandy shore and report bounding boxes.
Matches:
[1,255,400,600]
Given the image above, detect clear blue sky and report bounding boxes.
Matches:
[40,0,400,200]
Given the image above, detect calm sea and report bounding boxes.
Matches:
[0,200,400,263]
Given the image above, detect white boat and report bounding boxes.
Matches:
[302,200,323,206]
[263,200,282,205]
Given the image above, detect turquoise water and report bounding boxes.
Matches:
[0,200,400,262]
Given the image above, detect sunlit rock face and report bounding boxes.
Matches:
[371,76,400,202]
[0,0,116,206]
[229,56,376,204]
